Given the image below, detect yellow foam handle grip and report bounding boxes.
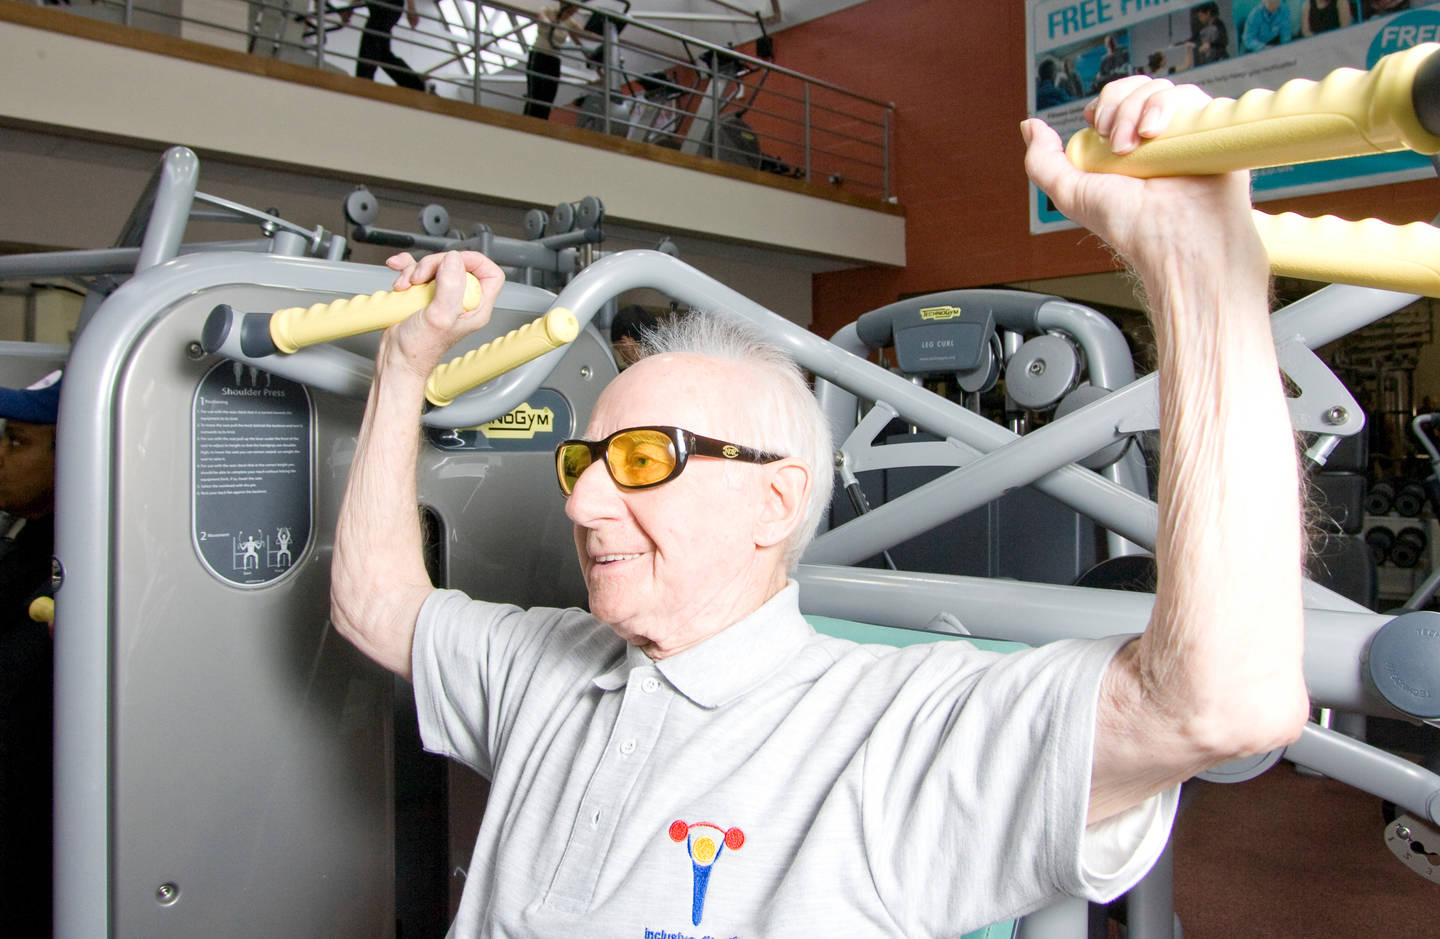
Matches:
[425,307,580,406]
[29,596,54,625]
[1066,43,1440,178]
[1255,210,1440,297]
[269,273,485,354]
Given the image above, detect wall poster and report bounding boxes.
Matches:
[1027,0,1440,232]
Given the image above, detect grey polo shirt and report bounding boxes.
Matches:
[413,582,1176,938]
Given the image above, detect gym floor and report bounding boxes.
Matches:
[1169,726,1436,937]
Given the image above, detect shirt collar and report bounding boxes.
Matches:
[590,581,814,707]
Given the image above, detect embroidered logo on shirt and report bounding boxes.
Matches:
[668,819,744,926]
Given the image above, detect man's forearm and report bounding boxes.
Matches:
[1021,78,1311,823]
[1092,244,1309,819]
[330,333,436,680]
[1144,249,1306,704]
[328,250,503,678]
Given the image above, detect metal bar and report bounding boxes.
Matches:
[135,147,200,273]
[792,144,886,172]
[313,0,324,67]
[627,12,753,23]
[882,106,892,199]
[688,0,767,20]
[0,239,285,281]
[1125,846,1175,939]
[0,248,146,279]
[1285,723,1440,824]
[472,4,483,105]
[804,83,812,183]
[602,17,615,137]
[192,191,315,238]
[792,564,1392,711]
[709,54,721,159]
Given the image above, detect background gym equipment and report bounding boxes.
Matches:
[344,186,609,290]
[818,287,1149,578]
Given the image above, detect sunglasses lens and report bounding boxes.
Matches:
[557,444,593,494]
[608,429,677,488]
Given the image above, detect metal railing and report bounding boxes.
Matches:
[53,0,896,199]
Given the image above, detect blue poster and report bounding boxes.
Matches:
[1027,0,1440,231]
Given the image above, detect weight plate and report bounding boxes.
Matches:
[420,204,450,237]
[551,201,576,234]
[576,195,604,228]
[343,188,378,225]
[1005,334,1078,410]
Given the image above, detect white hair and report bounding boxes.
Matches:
[637,312,834,569]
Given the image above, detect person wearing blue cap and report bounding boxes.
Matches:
[0,368,60,936]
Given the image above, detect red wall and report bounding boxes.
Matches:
[772,0,1440,337]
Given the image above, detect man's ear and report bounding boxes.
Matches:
[753,459,810,549]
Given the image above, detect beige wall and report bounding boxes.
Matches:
[0,288,83,345]
[0,127,823,327]
[0,294,25,342]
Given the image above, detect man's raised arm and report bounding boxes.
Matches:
[1022,78,1310,824]
[330,251,505,680]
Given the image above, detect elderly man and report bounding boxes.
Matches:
[331,77,1307,936]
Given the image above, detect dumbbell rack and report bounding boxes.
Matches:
[1365,514,1440,607]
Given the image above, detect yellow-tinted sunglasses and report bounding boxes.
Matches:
[555,425,784,495]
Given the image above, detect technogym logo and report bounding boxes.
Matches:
[478,403,555,439]
[919,305,963,321]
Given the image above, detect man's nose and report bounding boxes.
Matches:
[564,459,624,524]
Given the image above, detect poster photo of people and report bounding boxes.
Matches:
[1027,0,1440,230]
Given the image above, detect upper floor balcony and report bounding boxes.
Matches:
[0,0,905,270]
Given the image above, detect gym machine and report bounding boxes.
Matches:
[1,151,619,936]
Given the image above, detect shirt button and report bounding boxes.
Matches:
[620,738,637,755]
[641,677,660,693]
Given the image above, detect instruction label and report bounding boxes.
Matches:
[192,361,313,587]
